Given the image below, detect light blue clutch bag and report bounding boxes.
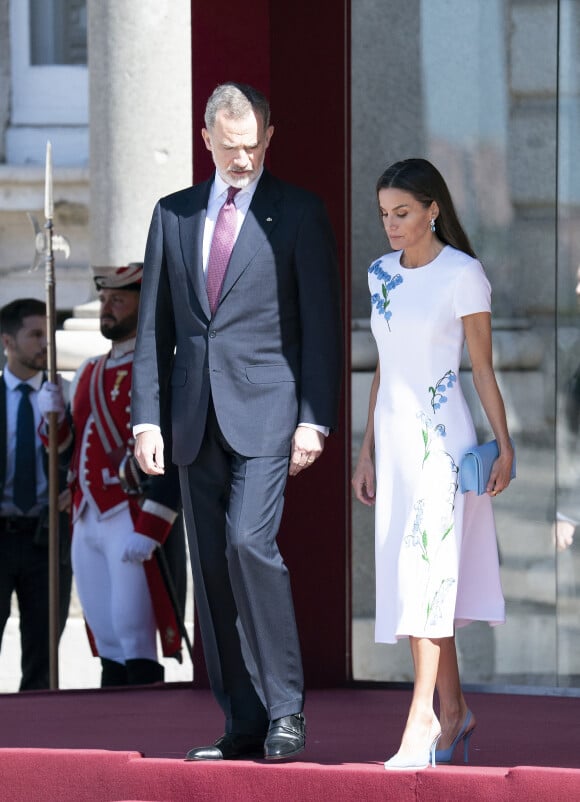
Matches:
[459,438,516,495]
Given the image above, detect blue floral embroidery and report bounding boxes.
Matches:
[418,411,448,467]
[426,578,456,626]
[369,259,403,331]
[428,370,457,412]
[404,500,426,556]
[405,377,460,629]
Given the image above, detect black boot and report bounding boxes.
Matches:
[125,658,164,685]
[100,657,128,687]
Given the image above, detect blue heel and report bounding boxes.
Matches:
[435,710,475,765]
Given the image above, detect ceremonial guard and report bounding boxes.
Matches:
[39,264,186,686]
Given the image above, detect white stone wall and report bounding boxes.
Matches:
[0,165,91,311]
[0,1,192,372]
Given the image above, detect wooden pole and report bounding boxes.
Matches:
[44,141,60,690]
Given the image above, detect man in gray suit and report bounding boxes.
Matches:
[132,82,342,761]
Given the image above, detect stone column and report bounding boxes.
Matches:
[61,1,193,370]
[87,0,192,265]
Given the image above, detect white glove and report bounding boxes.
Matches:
[37,378,66,423]
[121,531,158,563]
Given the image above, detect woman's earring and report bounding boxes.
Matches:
[430,218,436,233]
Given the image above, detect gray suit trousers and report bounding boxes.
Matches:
[179,400,304,735]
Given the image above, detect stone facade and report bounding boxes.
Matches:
[0,0,191,369]
[1,0,579,686]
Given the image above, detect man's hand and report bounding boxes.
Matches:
[134,430,165,475]
[289,426,325,476]
[37,378,66,423]
[121,531,158,563]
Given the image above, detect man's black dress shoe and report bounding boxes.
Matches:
[263,714,306,760]
[184,733,264,761]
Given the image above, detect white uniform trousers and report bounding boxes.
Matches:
[72,503,157,663]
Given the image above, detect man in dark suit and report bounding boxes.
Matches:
[132,83,342,760]
[0,298,72,690]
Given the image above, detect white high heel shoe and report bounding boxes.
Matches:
[383,731,442,771]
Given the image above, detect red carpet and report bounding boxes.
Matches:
[1,685,579,801]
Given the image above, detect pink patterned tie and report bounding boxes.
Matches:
[206,186,241,314]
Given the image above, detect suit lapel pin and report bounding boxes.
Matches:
[266,217,273,222]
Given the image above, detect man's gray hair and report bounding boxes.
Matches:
[204,82,271,130]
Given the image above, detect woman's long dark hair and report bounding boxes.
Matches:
[376,158,477,259]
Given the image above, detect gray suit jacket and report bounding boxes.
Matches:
[132,169,342,465]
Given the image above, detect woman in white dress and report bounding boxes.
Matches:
[352,159,514,771]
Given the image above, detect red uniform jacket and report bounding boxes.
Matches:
[45,343,182,658]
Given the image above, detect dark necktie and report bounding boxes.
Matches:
[206,186,241,314]
[14,383,37,514]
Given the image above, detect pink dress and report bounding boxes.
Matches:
[368,245,505,643]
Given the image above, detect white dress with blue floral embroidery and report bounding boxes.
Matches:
[369,245,505,643]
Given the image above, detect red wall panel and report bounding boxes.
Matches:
[190,0,351,686]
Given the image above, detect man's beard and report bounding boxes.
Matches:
[100,317,137,342]
[219,166,255,188]
[227,172,252,188]
[21,352,47,372]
